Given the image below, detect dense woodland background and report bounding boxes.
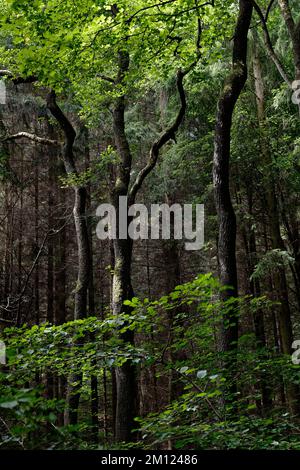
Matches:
[0,0,300,450]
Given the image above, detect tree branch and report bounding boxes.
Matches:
[251,0,292,88]
[46,90,77,175]
[2,132,59,146]
[278,0,300,78]
[126,0,213,24]
[129,68,187,203]
[128,3,203,203]
[97,73,115,84]
[265,0,276,22]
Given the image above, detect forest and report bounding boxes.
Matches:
[0,0,300,452]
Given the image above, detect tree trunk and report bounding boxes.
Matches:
[112,231,136,441]
[213,0,253,358]
[252,34,299,414]
[278,0,300,81]
[54,160,67,326]
[47,91,91,425]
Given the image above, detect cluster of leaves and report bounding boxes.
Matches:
[0,273,220,448]
[0,0,239,122]
[59,145,121,188]
[1,273,300,449]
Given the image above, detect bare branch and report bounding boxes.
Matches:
[0,317,14,323]
[251,0,292,88]
[2,132,59,146]
[46,90,78,175]
[97,73,115,84]
[129,68,187,203]
[126,0,178,24]
[126,0,213,24]
[128,3,203,203]
[265,0,276,22]
[15,232,49,325]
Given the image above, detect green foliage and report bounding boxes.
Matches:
[0,0,238,122]
[2,273,298,449]
[59,145,120,188]
[251,249,295,281]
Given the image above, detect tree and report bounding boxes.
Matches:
[213,0,253,361]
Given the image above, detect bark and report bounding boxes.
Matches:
[54,160,67,326]
[278,0,300,80]
[47,143,55,324]
[244,184,272,411]
[213,0,253,355]
[111,47,190,440]
[109,46,136,442]
[34,153,40,325]
[252,38,294,357]
[46,91,91,320]
[3,132,58,146]
[252,35,299,415]
[46,91,91,425]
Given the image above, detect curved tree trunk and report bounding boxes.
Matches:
[47,91,91,425]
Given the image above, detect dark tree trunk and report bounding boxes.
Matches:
[34,154,40,325]
[252,35,299,415]
[55,160,67,326]
[249,195,273,411]
[278,0,300,81]
[111,36,189,441]
[112,222,136,441]
[213,0,253,355]
[110,46,137,442]
[47,144,55,324]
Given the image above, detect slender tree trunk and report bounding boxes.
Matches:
[213,0,253,365]
[110,30,189,440]
[83,126,99,440]
[252,34,299,414]
[109,45,138,442]
[34,156,40,325]
[240,184,273,412]
[278,0,300,81]
[46,91,91,425]
[55,160,67,326]
[112,236,137,442]
[47,146,55,324]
